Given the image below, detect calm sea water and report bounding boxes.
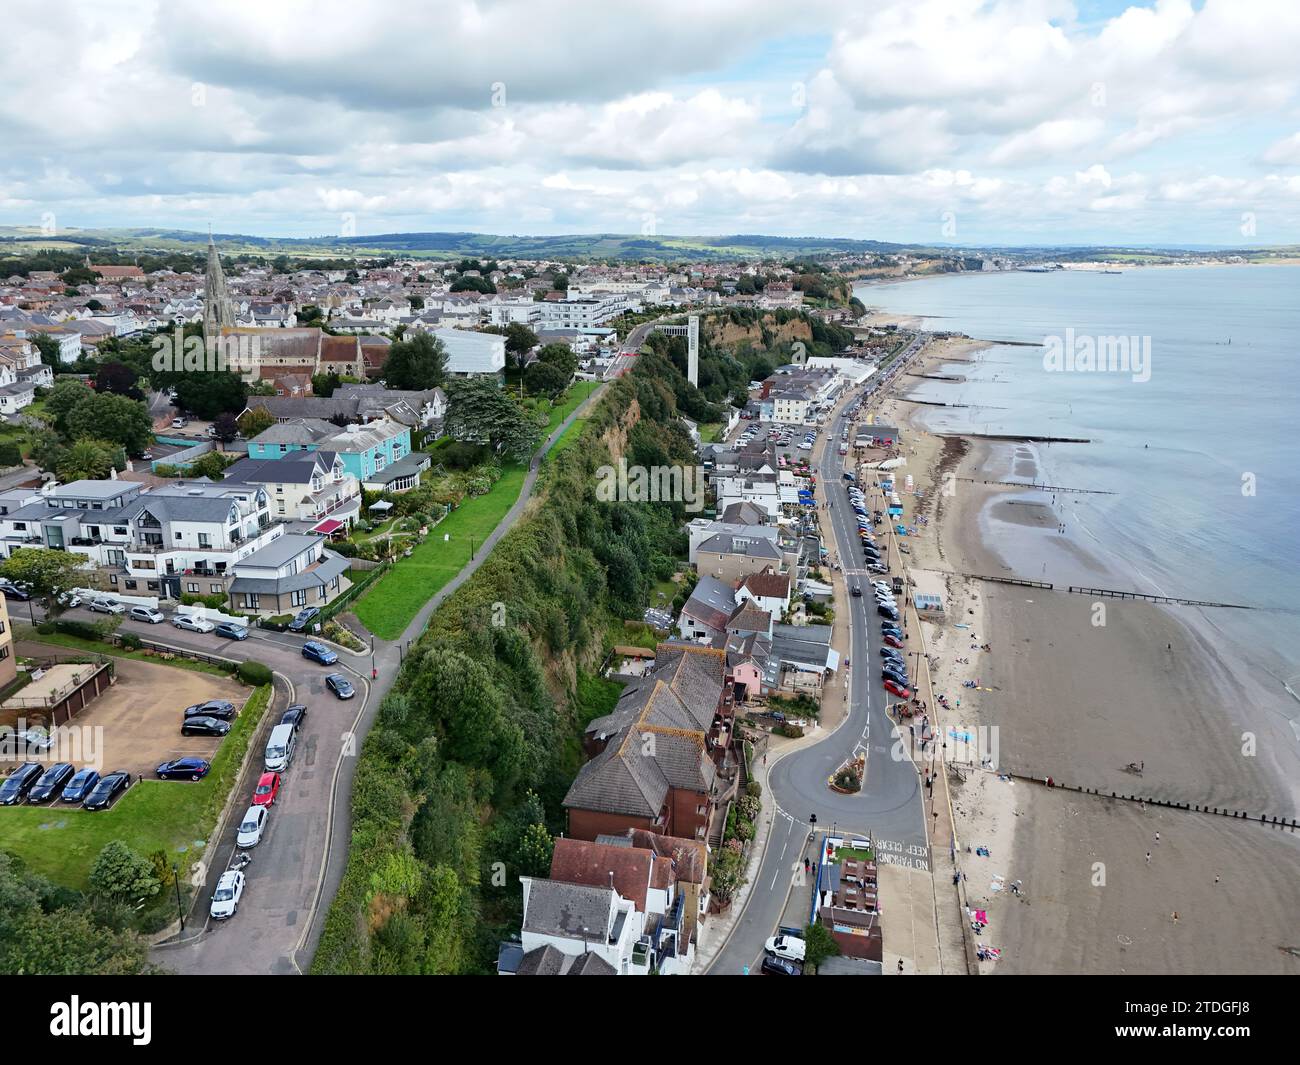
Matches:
[855,266,1300,695]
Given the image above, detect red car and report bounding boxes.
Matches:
[882,634,904,649]
[252,771,281,807]
[882,678,912,698]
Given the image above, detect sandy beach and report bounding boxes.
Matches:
[868,339,1300,975]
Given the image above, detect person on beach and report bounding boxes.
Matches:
[1146,851,1152,864]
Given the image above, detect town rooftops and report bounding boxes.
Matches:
[549,837,654,913]
[521,879,615,941]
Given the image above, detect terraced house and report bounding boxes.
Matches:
[246,416,413,486]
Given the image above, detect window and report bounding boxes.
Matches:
[0,646,8,662]
[114,526,127,536]
[198,534,211,548]
[109,574,118,586]
[187,583,199,593]
[175,532,183,541]
[291,589,307,607]
[125,580,138,590]
[0,620,6,634]
[210,584,222,595]
[243,593,260,610]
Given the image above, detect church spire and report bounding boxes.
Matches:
[203,229,235,339]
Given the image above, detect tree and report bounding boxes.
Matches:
[803,921,841,969]
[444,379,544,462]
[503,323,538,369]
[237,406,277,439]
[311,371,342,397]
[384,332,448,391]
[524,361,569,399]
[550,271,569,291]
[56,438,119,481]
[171,370,248,420]
[211,411,239,443]
[88,842,160,903]
[66,393,153,456]
[85,298,105,312]
[43,379,95,435]
[30,333,62,368]
[536,342,578,377]
[95,361,144,401]
[0,547,91,604]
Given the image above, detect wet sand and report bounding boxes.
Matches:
[875,345,1300,976]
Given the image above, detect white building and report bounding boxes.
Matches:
[433,328,507,379]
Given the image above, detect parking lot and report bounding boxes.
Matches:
[12,647,249,779]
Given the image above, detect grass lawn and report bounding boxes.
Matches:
[698,422,724,443]
[548,416,586,459]
[0,685,270,891]
[542,379,600,437]
[15,624,235,678]
[833,846,875,863]
[354,464,527,639]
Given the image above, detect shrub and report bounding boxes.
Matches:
[745,780,762,799]
[803,922,841,970]
[89,841,160,902]
[118,632,142,651]
[180,593,228,610]
[54,618,107,641]
[239,661,273,687]
[331,539,358,557]
[777,723,805,739]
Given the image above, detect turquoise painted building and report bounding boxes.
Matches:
[247,418,410,481]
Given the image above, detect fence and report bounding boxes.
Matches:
[320,560,391,622]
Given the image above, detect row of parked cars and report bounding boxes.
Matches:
[846,483,889,578]
[0,761,131,809]
[209,701,309,920]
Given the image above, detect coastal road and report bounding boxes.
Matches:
[705,341,930,975]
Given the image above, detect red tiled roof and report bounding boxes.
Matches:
[549,837,653,913]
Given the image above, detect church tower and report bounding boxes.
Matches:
[202,232,235,338]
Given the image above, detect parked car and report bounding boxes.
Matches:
[325,673,355,700]
[0,762,48,805]
[61,768,100,803]
[156,757,211,781]
[765,934,807,962]
[0,581,31,601]
[214,622,248,641]
[183,700,236,720]
[128,605,166,624]
[279,704,308,731]
[181,716,230,738]
[883,634,904,649]
[9,727,53,753]
[57,590,82,609]
[87,598,125,615]
[82,770,130,810]
[761,954,802,976]
[236,804,268,848]
[878,604,900,621]
[210,870,244,920]
[287,606,320,632]
[27,762,76,803]
[883,678,912,698]
[302,641,338,666]
[251,771,281,807]
[173,615,215,634]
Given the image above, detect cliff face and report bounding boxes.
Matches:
[704,313,813,350]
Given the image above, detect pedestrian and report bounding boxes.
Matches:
[952,871,960,886]
[1154,832,1160,844]
[897,958,904,974]
[1171,911,1179,924]
[1145,851,1151,864]
[1010,879,1022,896]
[1214,874,1221,885]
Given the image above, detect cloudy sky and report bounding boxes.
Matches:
[3,0,1299,245]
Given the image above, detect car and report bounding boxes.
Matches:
[57,591,82,609]
[171,417,188,428]
[875,595,896,608]
[27,762,76,803]
[866,564,889,575]
[252,771,281,807]
[61,768,100,803]
[880,647,905,662]
[183,699,236,720]
[761,954,802,976]
[287,606,320,632]
[883,634,904,649]
[765,934,807,962]
[325,673,355,699]
[181,715,230,737]
[9,726,54,753]
[87,598,125,615]
[882,669,911,688]
[128,605,166,624]
[214,622,248,640]
[878,604,900,621]
[279,704,308,731]
[156,757,211,781]
[872,581,890,591]
[0,762,47,805]
[82,770,130,810]
[302,641,337,666]
[140,450,154,461]
[209,869,245,920]
[881,624,903,638]
[236,804,268,848]
[850,585,862,598]
[0,581,31,601]
[883,678,912,698]
[173,615,215,633]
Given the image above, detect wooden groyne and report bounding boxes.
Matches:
[938,432,1090,444]
[1004,772,1297,831]
[957,477,1115,495]
[899,398,972,408]
[907,372,966,382]
[1067,585,1254,610]
[959,573,1053,590]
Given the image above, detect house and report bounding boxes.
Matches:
[735,568,792,618]
[228,533,350,616]
[431,328,506,380]
[693,529,785,584]
[566,643,737,847]
[676,574,738,643]
[242,384,446,431]
[508,879,637,975]
[246,416,412,483]
[221,452,362,526]
[0,594,14,692]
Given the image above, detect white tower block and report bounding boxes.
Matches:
[687,315,699,387]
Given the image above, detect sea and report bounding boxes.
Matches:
[855,265,1300,728]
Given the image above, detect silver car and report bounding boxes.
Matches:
[173,615,215,634]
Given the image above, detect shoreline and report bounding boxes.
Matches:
[873,339,1300,975]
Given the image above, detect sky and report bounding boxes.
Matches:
[2,0,1299,246]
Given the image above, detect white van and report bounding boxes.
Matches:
[264,723,297,773]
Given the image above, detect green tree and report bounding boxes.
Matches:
[88,842,160,903]
[30,333,62,367]
[803,921,841,969]
[237,406,277,439]
[66,393,153,455]
[56,438,119,481]
[516,821,554,878]
[211,411,239,443]
[444,379,543,462]
[0,547,92,604]
[384,332,448,391]
[170,371,248,420]
[536,342,578,377]
[43,379,95,435]
[524,360,569,399]
[503,323,538,369]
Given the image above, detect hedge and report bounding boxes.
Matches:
[238,661,273,687]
